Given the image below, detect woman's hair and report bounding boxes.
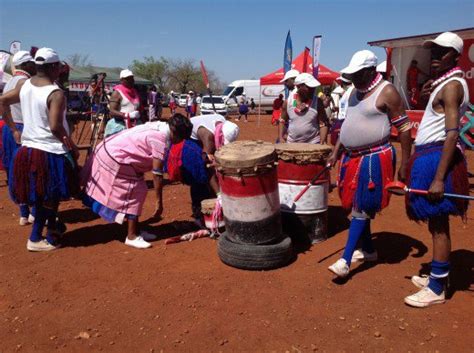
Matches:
[168,113,193,140]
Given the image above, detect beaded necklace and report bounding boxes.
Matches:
[358,72,382,94]
[431,66,463,88]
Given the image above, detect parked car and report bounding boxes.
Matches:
[178,94,188,107]
[200,95,228,116]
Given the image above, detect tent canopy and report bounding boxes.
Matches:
[260,49,339,86]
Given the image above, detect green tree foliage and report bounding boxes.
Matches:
[130,56,225,94]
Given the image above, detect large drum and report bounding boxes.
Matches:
[215,141,293,270]
[275,143,332,244]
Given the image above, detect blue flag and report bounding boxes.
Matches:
[283,30,292,98]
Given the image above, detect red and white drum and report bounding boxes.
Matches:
[275,143,332,244]
[215,140,283,245]
[201,198,225,230]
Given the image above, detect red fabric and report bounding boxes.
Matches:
[167,141,184,181]
[12,147,48,204]
[114,84,140,105]
[338,155,362,210]
[378,149,395,209]
[407,67,418,90]
[214,122,225,150]
[260,50,339,86]
[271,109,281,125]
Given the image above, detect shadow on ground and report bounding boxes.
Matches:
[332,231,428,284]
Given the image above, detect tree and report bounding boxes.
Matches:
[129,56,169,92]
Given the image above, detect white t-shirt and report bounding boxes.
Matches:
[415,77,469,146]
[20,79,69,154]
[190,114,226,140]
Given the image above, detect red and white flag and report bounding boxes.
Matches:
[200,60,210,89]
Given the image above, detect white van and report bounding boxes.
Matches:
[222,80,284,114]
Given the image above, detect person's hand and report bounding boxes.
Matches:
[129,110,141,119]
[420,80,433,100]
[428,179,444,202]
[397,163,408,183]
[13,130,22,144]
[327,153,338,168]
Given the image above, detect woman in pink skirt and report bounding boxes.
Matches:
[81,113,193,249]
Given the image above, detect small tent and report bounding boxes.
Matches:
[260,49,339,86]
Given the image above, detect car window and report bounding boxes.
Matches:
[234,87,244,96]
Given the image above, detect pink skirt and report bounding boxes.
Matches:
[82,143,148,219]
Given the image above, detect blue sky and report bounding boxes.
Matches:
[1,0,472,85]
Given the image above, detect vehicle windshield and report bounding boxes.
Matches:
[222,86,234,96]
[202,97,224,104]
[180,95,187,99]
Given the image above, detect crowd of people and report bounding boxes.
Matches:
[0,31,470,308]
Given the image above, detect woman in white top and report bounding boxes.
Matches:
[104,69,141,137]
[404,32,470,308]
[1,51,37,226]
[0,48,79,252]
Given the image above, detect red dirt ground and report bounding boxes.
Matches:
[0,110,473,353]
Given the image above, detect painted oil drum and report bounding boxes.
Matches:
[215,140,283,245]
[275,143,332,244]
[201,198,225,230]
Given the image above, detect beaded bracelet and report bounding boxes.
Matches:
[152,168,164,176]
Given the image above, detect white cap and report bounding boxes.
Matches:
[423,31,463,54]
[294,73,321,88]
[12,51,34,66]
[279,69,300,83]
[340,50,378,74]
[34,47,60,65]
[188,90,194,94]
[120,69,134,79]
[222,121,239,145]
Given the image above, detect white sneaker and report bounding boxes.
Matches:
[125,235,152,249]
[404,287,445,308]
[328,258,350,278]
[19,217,29,226]
[351,249,378,263]
[140,231,157,241]
[27,239,59,252]
[411,275,429,289]
[28,214,35,223]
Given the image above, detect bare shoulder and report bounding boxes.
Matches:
[380,82,400,98]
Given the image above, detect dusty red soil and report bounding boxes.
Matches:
[1,109,473,352]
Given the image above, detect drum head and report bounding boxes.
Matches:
[215,140,276,169]
[201,198,217,214]
[275,143,332,163]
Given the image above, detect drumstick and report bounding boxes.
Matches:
[164,229,210,245]
[385,181,474,200]
[293,164,331,203]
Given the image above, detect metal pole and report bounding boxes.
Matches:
[258,82,261,127]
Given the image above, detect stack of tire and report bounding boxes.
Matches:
[215,140,293,270]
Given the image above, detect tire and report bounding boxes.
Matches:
[218,233,293,271]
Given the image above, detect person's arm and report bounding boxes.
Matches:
[327,137,343,167]
[317,97,329,144]
[108,91,126,120]
[151,158,164,218]
[279,100,289,142]
[379,85,412,182]
[48,90,79,160]
[197,128,220,194]
[0,82,23,144]
[427,80,464,201]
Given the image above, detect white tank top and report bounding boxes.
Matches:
[415,77,469,146]
[190,114,226,140]
[3,72,30,123]
[340,81,392,149]
[287,95,320,144]
[117,90,140,114]
[20,79,69,154]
